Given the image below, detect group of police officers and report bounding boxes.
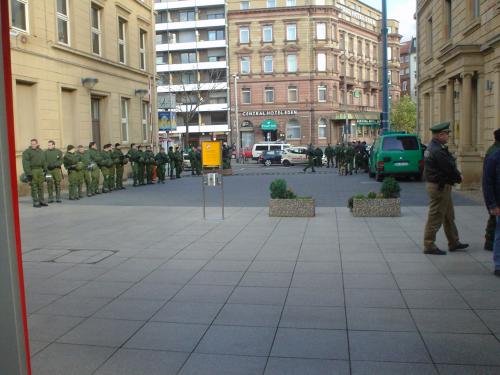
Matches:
[22,139,202,207]
[303,141,370,175]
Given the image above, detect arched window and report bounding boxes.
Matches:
[318,119,327,139]
[286,119,301,140]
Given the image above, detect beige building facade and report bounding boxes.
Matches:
[227,0,401,148]
[416,0,500,188]
[9,0,157,178]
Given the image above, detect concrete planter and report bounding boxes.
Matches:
[269,198,315,217]
[222,168,233,176]
[352,198,401,217]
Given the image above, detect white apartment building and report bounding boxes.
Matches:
[155,0,230,146]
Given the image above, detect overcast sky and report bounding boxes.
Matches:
[360,0,417,41]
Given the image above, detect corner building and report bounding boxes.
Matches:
[227,0,401,147]
[416,0,500,188]
[9,0,157,179]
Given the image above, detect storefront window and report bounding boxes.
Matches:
[318,119,327,139]
[286,119,301,139]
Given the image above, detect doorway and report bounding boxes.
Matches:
[91,97,101,150]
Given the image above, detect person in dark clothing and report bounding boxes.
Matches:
[483,147,500,277]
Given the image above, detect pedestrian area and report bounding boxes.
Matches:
[21,204,500,375]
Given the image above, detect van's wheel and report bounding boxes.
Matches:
[264,160,272,167]
[282,160,291,167]
[369,171,375,178]
[376,173,384,182]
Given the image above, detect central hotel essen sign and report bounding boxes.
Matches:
[242,110,298,117]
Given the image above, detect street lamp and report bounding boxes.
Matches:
[381,0,390,133]
[232,74,240,163]
[81,77,98,90]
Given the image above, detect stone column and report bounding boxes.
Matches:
[496,67,500,135]
[460,72,473,150]
[446,79,455,144]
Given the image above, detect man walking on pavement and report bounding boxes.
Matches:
[325,143,334,168]
[484,129,500,251]
[100,144,114,193]
[168,146,176,179]
[303,144,316,173]
[174,146,183,179]
[88,142,102,195]
[77,145,92,198]
[423,122,468,255]
[112,143,126,190]
[483,145,500,277]
[155,147,169,184]
[127,143,139,187]
[144,145,156,184]
[45,140,63,203]
[22,139,48,207]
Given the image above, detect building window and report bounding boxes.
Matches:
[286,24,297,41]
[91,3,101,55]
[445,0,452,39]
[264,87,274,103]
[333,86,338,102]
[179,11,195,21]
[339,34,345,50]
[263,55,273,73]
[387,47,392,61]
[288,86,298,102]
[262,25,273,42]
[373,45,377,58]
[208,29,224,41]
[121,98,129,142]
[139,29,147,70]
[56,0,70,45]
[349,36,354,52]
[427,17,433,55]
[242,88,251,104]
[331,24,337,40]
[349,63,354,77]
[267,0,276,7]
[366,67,370,81]
[318,119,327,139]
[287,54,297,73]
[332,55,337,71]
[181,72,195,84]
[118,17,127,64]
[357,39,363,55]
[317,53,326,71]
[239,27,249,44]
[142,101,149,142]
[241,1,250,10]
[180,52,196,64]
[241,56,250,74]
[472,0,480,18]
[402,81,408,92]
[316,23,326,40]
[318,85,327,102]
[11,0,29,32]
[365,42,370,57]
[358,65,363,80]
[286,119,301,139]
[286,0,296,6]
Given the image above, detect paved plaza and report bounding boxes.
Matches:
[19,169,500,375]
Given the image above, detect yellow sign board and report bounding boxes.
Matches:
[201,141,222,168]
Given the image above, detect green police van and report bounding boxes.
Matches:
[368,132,425,182]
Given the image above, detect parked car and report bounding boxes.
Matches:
[251,143,291,160]
[258,150,284,166]
[281,146,327,166]
[368,132,424,181]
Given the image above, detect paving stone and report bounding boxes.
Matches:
[345,289,406,308]
[423,333,500,365]
[28,314,83,342]
[402,289,469,309]
[69,281,133,299]
[347,308,416,331]
[189,271,244,286]
[95,349,188,375]
[94,298,165,321]
[349,331,431,362]
[125,322,208,352]
[411,309,490,333]
[394,274,453,290]
[280,306,346,330]
[203,260,251,272]
[264,358,349,375]
[36,296,112,317]
[291,273,343,288]
[196,325,275,356]
[58,318,143,347]
[31,343,114,375]
[120,282,182,300]
[215,303,282,327]
[152,302,223,324]
[461,291,500,309]
[228,287,288,305]
[293,262,341,274]
[179,353,266,375]
[173,285,234,303]
[240,272,293,288]
[475,310,500,334]
[247,261,296,273]
[342,261,391,274]
[437,364,500,375]
[343,274,398,289]
[286,287,345,307]
[351,361,438,375]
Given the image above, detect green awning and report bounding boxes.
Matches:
[261,119,277,130]
[356,120,380,127]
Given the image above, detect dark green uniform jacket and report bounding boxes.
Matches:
[22,147,46,175]
[45,149,63,170]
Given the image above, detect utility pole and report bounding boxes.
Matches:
[232,74,240,163]
[381,0,390,133]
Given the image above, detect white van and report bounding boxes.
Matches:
[251,143,291,160]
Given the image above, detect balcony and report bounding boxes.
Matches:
[340,75,356,88]
[156,18,225,32]
[156,40,227,52]
[363,80,379,90]
[157,60,227,72]
[155,0,225,11]
[168,124,230,134]
[158,82,228,92]
[174,103,228,112]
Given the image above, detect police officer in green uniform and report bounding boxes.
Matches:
[144,145,156,184]
[188,147,196,175]
[127,143,139,187]
[63,145,80,200]
[423,122,469,255]
[77,145,92,198]
[314,147,323,167]
[99,144,114,193]
[155,147,169,184]
[112,143,127,190]
[193,146,202,176]
[45,140,63,203]
[303,144,316,173]
[344,143,355,175]
[22,139,48,207]
[324,144,334,168]
[136,145,146,185]
[174,146,183,178]
[168,146,176,179]
[484,129,500,251]
[88,142,102,195]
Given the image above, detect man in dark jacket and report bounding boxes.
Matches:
[484,129,500,251]
[483,147,500,276]
[423,122,468,255]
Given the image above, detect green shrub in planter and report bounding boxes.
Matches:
[367,191,377,199]
[270,179,296,199]
[380,177,401,198]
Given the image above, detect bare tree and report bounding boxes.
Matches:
[173,69,227,149]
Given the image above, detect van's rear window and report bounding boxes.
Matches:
[382,136,419,151]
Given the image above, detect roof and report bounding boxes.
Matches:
[400,40,411,55]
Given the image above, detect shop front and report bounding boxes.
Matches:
[261,119,278,142]
[332,112,380,143]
